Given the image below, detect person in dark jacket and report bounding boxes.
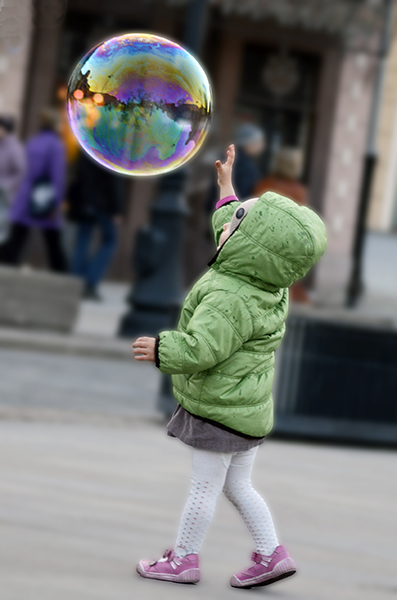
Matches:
[233,123,265,199]
[1,108,68,272]
[69,152,124,300]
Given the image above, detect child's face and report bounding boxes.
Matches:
[217,222,231,250]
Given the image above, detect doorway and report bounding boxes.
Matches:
[237,44,321,184]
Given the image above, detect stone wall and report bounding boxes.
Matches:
[315,52,376,304]
[368,29,397,231]
[0,0,33,131]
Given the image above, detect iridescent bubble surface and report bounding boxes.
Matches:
[67,33,213,176]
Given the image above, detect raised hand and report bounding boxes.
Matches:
[215,144,235,187]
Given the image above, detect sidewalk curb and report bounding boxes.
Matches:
[0,326,132,361]
[0,406,165,426]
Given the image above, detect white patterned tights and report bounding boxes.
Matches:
[175,446,279,558]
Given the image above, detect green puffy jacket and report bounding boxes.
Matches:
[157,192,326,437]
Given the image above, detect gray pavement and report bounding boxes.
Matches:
[361,232,397,314]
[0,347,160,421]
[1,418,396,600]
[0,347,396,600]
[363,232,397,297]
[73,282,129,338]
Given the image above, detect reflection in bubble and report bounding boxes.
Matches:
[67,33,213,176]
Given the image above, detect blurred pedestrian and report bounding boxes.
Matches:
[55,81,80,167]
[255,147,311,303]
[255,147,307,205]
[233,123,265,199]
[0,116,25,245]
[132,144,326,588]
[69,152,124,300]
[1,108,68,273]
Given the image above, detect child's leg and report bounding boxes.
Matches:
[175,448,232,558]
[223,447,279,555]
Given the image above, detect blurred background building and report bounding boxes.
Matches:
[369,21,397,233]
[1,7,397,595]
[1,0,396,305]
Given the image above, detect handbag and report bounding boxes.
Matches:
[28,176,57,219]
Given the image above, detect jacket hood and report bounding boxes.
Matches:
[211,191,327,291]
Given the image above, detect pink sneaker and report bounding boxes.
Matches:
[230,546,296,589]
[136,549,200,584]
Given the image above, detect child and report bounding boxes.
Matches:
[132,144,326,589]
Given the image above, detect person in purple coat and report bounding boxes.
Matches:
[1,108,68,273]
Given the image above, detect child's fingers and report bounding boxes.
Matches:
[132,346,148,354]
[132,343,143,350]
[132,337,151,348]
[226,145,235,165]
[134,349,154,361]
[132,345,148,353]
[215,160,222,170]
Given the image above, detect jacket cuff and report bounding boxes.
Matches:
[155,335,160,369]
[215,195,239,210]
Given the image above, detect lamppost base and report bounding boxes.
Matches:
[118,305,180,338]
[118,304,180,418]
[158,375,177,419]
[346,279,364,308]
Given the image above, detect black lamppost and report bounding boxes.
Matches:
[346,0,395,307]
[118,171,188,338]
[118,0,210,416]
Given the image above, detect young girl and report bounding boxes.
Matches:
[132,144,326,589]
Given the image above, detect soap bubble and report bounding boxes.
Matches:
[67,33,213,176]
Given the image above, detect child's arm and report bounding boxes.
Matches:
[215,144,236,201]
[211,145,241,247]
[134,291,253,374]
[132,291,252,370]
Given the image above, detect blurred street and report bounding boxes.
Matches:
[70,230,397,338]
[71,230,397,340]
[360,232,397,312]
[0,229,395,600]
[1,412,396,600]
[0,348,160,422]
[0,318,396,600]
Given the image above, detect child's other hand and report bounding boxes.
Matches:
[132,337,156,362]
[215,144,235,188]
